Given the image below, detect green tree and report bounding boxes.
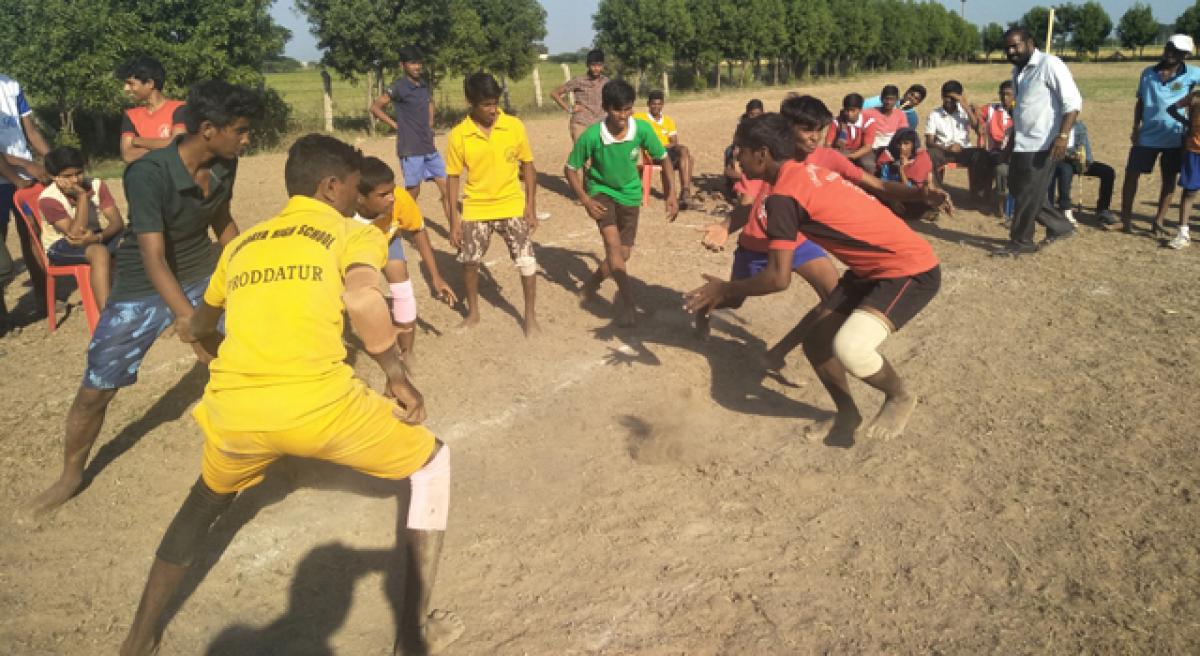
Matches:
[1117,3,1157,57]
[914,1,956,66]
[1069,1,1111,58]
[1019,6,1054,48]
[594,0,693,91]
[873,0,921,69]
[674,0,724,88]
[827,0,882,74]
[981,22,1007,60]
[1175,1,1200,46]
[474,0,547,83]
[784,0,834,79]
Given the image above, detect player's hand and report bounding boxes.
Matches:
[523,208,539,235]
[683,274,729,315]
[922,186,955,216]
[388,378,427,424]
[25,161,50,184]
[1049,138,1068,162]
[698,223,729,252]
[583,197,607,221]
[664,196,679,222]
[174,313,197,344]
[432,277,458,305]
[448,223,463,249]
[191,335,222,365]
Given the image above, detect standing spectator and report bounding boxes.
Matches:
[552,50,610,143]
[1120,35,1200,235]
[370,47,448,209]
[923,80,986,200]
[0,72,51,330]
[1047,121,1116,226]
[117,56,187,164]
[992,27,1080,257]
[1166,88,1200,249]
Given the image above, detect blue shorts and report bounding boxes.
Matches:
[400,152,446,188]
[387,235,407,262]
[1181,151,1200,192]
[730,242,828,280]
[46,234,121,266]
[83,277,212,390]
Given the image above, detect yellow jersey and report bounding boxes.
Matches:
[444,111,533,221]
[633,111,677,147]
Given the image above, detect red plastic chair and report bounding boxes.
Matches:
[12,184,101,335]
[639,151,661,207]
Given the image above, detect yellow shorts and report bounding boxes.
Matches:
[197,380,436,494]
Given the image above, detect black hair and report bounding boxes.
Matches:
[399,46,424,62]
[358,156,395,195]
[745,98,764,113]
[732,113,795,161]
[906,84,927,100]
[648,89,665,102]
[881,85,900,99]
[1004,26,1033,43]
[44,146,86,176]
[940,80,963,96]
[184,80,262,134]
[779,94,833,130]
[601,79,636,110]
[284,133,363,198]
[117,56,166,91]
[586,49,605,64]
[842,93,864,109]
[999,80,1014,92]
[464,72,502,105]
[886,128,921,161]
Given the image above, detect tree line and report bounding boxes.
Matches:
[980,1,1200,61]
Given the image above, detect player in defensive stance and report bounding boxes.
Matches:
[686,114,940,445]
[120,135,461,656]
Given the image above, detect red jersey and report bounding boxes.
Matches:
[738,180,808,254]
[806,147,865,183]
[876,149,934,187]
[862,108,909,149]
[981,103,1012,152]
[121,100,187,139]
[825,114,877,152]
[764,160,938,279]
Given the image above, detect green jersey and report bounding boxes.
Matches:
[566,117,666,206]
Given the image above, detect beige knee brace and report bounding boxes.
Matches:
[832,309,890,378]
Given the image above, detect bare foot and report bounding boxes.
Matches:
[576,285,599,306]
[616,306,637,327]
[804,410,862,448]
[456,314,480,331]
[395,609,465,656]
[866,393,917,440]
[694,313,711,341]
[28,474,83,517]
[762,349,786,373]
[119,634,160,656]
[523,316,542,338]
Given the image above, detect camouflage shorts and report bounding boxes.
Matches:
[457,217,536,265]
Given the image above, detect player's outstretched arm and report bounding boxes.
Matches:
[684,248,791,314]
[188,301,225,364]
[343,265,426,424]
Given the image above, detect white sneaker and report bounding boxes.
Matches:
[536,211,551,221]
[1064,209,1077,226]
[1167,233,1190,250]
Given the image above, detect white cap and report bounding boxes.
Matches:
[1169,34,1194,54]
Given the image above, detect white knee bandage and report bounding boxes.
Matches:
[389,281,418,324]
[407,446,450,531]
[515,255,538,277]
[832,310,890,379]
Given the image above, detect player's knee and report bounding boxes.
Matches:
[407,443,450,531]
[389,280,418,324]
[515,255,537,277]
[832,310,889,379]
[156,478,236,566]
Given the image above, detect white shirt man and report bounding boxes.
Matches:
[1011,49,1083,154]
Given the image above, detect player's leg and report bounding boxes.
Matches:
[402,155,423,201]
[1171,188,1196,249]
[801,304,862,445]
[1119,147,1149,232]
[608,205,640,326]
[456,221,492,329]
[1151,149,1181,236]
[765,248,839,371]
[579,195,619,300]
[499,217,540,337]
[675,146,694,205]
[80,241,114,308]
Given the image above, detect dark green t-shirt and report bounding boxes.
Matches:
[566,117,666,206]
[110,141,237,302]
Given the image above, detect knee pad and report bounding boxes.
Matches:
[832,310,890,379]
[515,255,538,277]
[389,281,417,324]
[156,479,236,566]
[407,445,450,531]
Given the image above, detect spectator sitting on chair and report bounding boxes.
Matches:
[634,90,695,209]
[974,80,1016,217]
[36,146,125,309]
[864,84,927,130]
[827,93,878,172]
[924,80,987,201]
[1047,121,1116,226]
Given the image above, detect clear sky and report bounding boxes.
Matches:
[272,0,1194,63]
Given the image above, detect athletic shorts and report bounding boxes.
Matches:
[824,265,940,331]
[387,235,407,262]
[1126,145,1182,182]
[83,277,211,389]
[456,217,535,266]
[46,233,121,266]
[196,379,436,494]
[400,152,446,188]
[1181,151,1200,192]
[592,194,640,246]
[730,243,828,280]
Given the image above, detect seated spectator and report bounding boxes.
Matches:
[724,99,765,201]
[36,146,125,308]
[924,80,987,199]
[635,90,695,208]
[1048,121,1117,226]
[974,80,1015,217]
[863,85,911,154]
[877,129,939,220]
[827,93,878,171]
[865,84,926,129]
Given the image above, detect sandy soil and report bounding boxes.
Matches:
[2,62,1198,654]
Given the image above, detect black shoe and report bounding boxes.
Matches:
[1039,229,1076,249]
[990,242,1039,257]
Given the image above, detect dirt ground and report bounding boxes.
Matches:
[2,62,1198,655]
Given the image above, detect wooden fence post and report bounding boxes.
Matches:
[662,70,669,98]
[561,63,573,105]
[321,70,334,132]
[532,65,544,108]
[365,69,376,137]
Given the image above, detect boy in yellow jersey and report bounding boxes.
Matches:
[119,135,462,656]
[446,73,540,336]
[355,156,458,359]
[634,89,694,208]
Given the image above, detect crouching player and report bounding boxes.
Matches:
[120,135,462,656]
[686,114,940,446]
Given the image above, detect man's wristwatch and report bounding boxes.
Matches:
[1056,133,1069,140]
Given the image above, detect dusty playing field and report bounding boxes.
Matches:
[2,62,1197,654]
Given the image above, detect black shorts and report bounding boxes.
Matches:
[825,265,940,331]
[1126,146,1182,186]
[592,194,640,246]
